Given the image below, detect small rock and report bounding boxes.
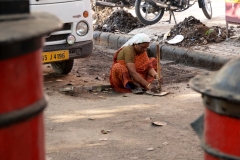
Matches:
[98,96,107,99]
[203,40,208,45]
[151,36,158,41]
[162,142,168,145]
[99,138,107,141]
[96,87,102,92]
[59,87,73,92]
[95,77,104,81]
[147,147,154,151]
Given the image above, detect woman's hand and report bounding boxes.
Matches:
[146,83,160,93]
[153,74,163,84]
[153,74,159,79]
[158,76,163,84]
[126,63,150,88]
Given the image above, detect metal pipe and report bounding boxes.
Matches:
[96,0,178,10]
[155,2,178,10]
[148,0,178,10]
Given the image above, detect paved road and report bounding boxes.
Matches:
[45,82,205,160]
[129,0,225,26]
[43,45,210,160]
[129,0,226,35]
[43,2,240,159]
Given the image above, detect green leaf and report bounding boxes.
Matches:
[205,29,214,35]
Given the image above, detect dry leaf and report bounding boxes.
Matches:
[101,130,108,134]
[101,130,111,134]
[152,121,167,126]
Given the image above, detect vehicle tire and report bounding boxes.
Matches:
[135,0,164,25]
[51,59,74,74]
[201,0,212,19]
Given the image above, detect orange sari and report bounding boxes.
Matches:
[109,48,157,93]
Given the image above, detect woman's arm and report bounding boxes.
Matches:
[148,68,158,79]
[148,67,163,85]
[126,63,149,88]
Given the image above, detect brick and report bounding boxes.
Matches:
[93,31,101,45]
[117,36,131,48]
[99,32,111,47]
[108,34,120,50]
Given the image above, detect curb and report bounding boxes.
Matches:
[93,31,231,70]
[59,85,112,92]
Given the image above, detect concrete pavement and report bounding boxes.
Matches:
[93,0,240,70]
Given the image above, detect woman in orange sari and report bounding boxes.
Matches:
[109,33,161,93]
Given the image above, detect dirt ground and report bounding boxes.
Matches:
[42,4,236,158]
[43,45,199,92]
[43,46,208,160]
[45,85,205,160]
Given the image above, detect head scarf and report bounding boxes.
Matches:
[121,33,151,48]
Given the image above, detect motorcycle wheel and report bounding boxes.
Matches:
[135,0,164,25]
[201,0,212,19]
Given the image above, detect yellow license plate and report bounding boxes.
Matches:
[42,50,69,63]
[225,0,240,2]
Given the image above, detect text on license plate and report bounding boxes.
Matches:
[42,50,69,63]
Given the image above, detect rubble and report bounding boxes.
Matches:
[92,7,114,28]
[166,16,235,47]
[93,7,238,47]
[94,9,146,33]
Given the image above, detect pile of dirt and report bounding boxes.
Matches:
[94,9,146,33]
[92,7,113,28]
[93,9,237,47]
[167,16,234,47]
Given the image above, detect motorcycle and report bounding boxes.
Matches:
[95,0,212,25]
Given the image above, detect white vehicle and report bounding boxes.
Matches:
[30,0,93,74]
